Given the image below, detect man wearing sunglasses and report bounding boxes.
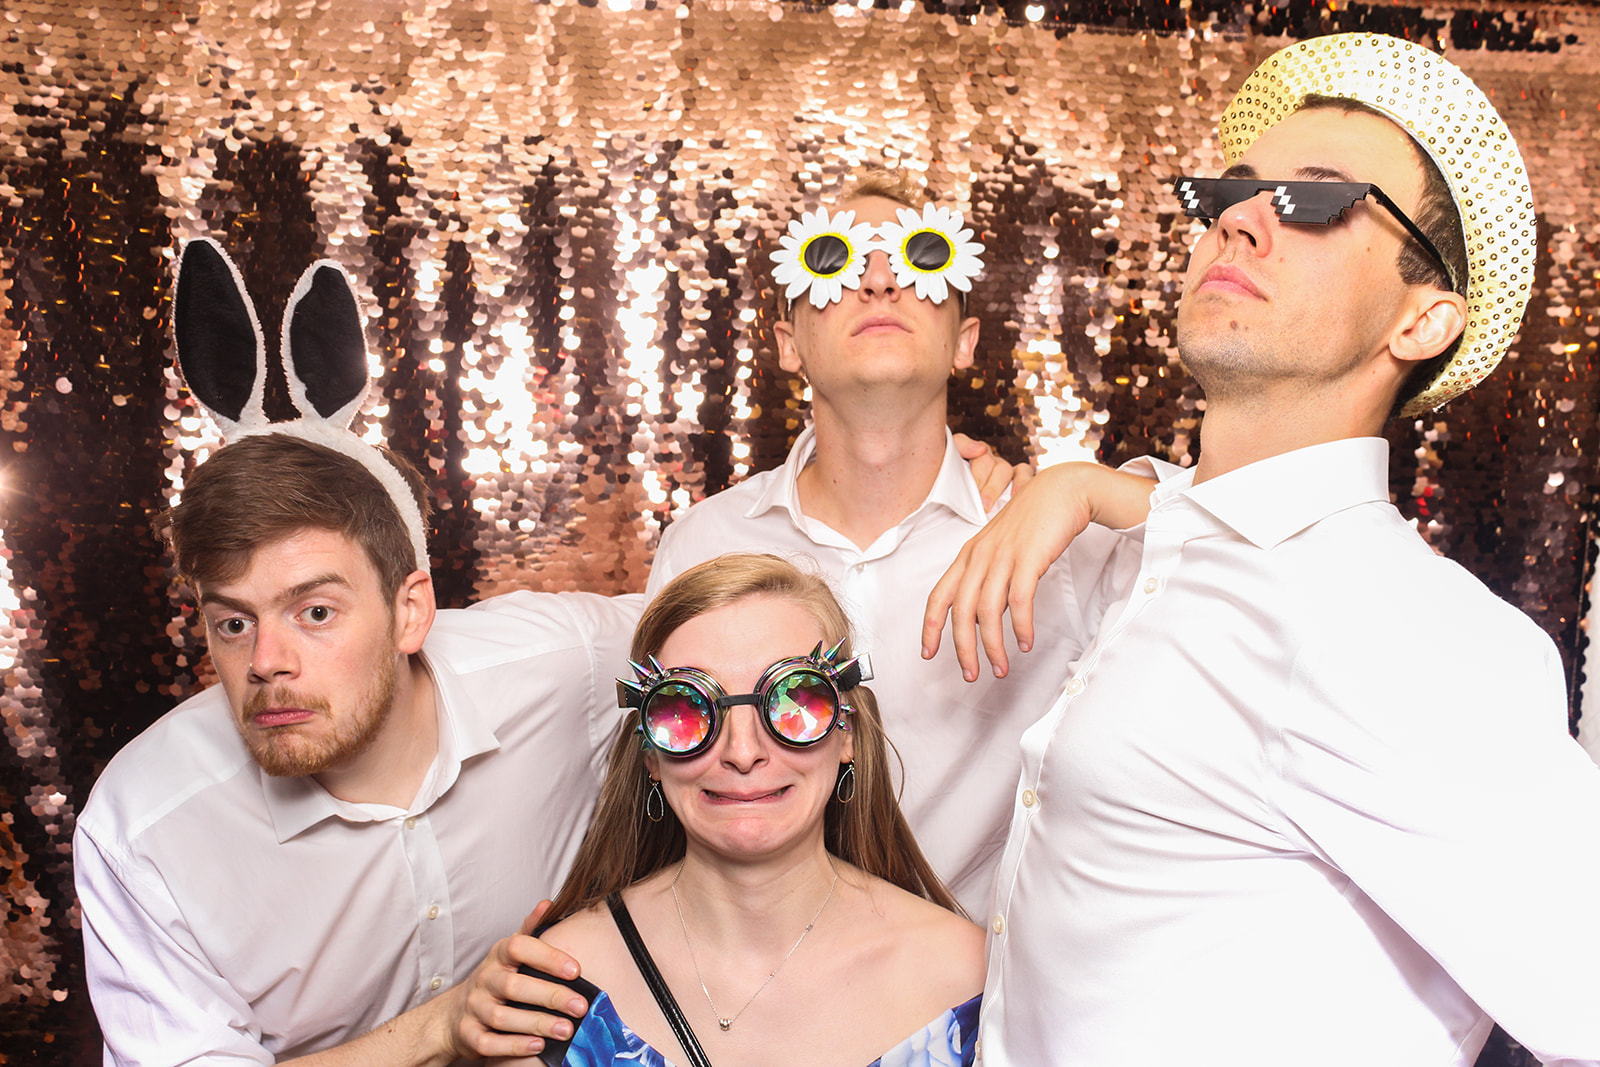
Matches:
[926,33,1600,1065]
[647,171,1147,919]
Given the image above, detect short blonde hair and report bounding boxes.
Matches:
[842,166,927,209]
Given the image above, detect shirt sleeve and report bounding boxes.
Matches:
[565,592,646,778]
[75,824,273,1067]
[1273,590,1600,1063]
[478,591,645,780]
[644,515,690,601]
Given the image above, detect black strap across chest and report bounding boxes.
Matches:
[606,891,714,1067]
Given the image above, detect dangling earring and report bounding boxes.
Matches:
[646,777,665,823]
[835,762,856,804]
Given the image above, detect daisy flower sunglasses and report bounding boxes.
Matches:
[770,203,986,309]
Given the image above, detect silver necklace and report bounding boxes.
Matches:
[669,863,840,1031]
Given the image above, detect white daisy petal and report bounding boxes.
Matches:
[879,201,985,304]
[770,207,872,309]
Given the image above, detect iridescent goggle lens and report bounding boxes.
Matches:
[635,661,846,759]
[641,680,716,755]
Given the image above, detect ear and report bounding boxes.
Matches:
[173,238,267,438]
[643,752,660,780]
[839,726,854,766]
[282,259,371,428]
[1392,289,1467,366]
[774,317,805,376]
[951,315,980,373]
[392,570,436,656]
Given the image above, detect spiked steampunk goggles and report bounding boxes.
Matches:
[618,639,872,758]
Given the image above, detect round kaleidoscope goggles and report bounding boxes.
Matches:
[771,203,985,309]
[617,639,873,758]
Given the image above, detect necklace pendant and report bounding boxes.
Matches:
[719,1019,733,1031]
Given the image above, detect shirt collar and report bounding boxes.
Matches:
[1160,437,1391,550]
[743,425,816,523]
[743,425,987,529]
[261,648,503,842]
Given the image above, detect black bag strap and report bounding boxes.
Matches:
[606,892,714,1067]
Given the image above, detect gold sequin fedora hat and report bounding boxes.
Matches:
[1218,32,1535,417]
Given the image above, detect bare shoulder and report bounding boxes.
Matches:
[539,900,615,965]
[846,869,986,1004]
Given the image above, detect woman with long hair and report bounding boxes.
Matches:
[532,553,983,1067]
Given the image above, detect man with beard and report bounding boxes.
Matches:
[925,33,1600,1065]
[74,243,636,1064]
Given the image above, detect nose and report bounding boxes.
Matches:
[247,619,298,683]
[856,247,899,300]
[1212,188,1275,259]
[718,705,770,773]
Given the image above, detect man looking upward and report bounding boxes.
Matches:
[649,171,1144,916]
[928,33,1600,1064]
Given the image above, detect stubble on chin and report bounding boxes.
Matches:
[239,655,398,778]
[1175,308,1258,403]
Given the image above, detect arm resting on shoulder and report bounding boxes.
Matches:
[922,461,1153,680]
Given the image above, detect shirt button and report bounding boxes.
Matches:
[429,975,443,991]
[1065,677,1084,695]
[427,904,440,920]
[404,817,417,830]
[1021,788,1037,808]
[1143,576,1160,595]
[991,914,1005,935]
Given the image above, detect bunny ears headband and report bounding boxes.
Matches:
[173,238,431,575]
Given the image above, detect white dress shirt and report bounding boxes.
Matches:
[75,590,642,1066]
[981,438,1600,1066]
[647,427,1138,916]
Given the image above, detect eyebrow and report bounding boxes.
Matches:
[1219,162,1358,183]
[199,573,354,615]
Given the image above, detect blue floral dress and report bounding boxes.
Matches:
[540,978,979,1067]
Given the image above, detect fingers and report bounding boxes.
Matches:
[953,433,1024,513]
[507,904,580,983]
[924,538,1013,681]
[951,432,986,460]
[518,900,551,937]
[498,937,586,1014]
[1006,565,1040,656]
[976,460,1016,513]
[453,920,590,1059]
[922,549,961,661]
[967,541,1017,679]
[454,962,581,1057]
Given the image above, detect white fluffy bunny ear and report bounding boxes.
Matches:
[281,259,370,429]
[169,239,432,576]
[173,238,268,439]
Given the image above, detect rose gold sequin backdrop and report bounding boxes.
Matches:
[1,1,1596,1061]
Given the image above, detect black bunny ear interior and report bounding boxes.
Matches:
[285,263,369,421]
[174,239,261,425]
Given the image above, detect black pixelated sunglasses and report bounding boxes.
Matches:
[1173,177,1456,293]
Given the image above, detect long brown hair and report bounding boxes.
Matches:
[545,553,960,923]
